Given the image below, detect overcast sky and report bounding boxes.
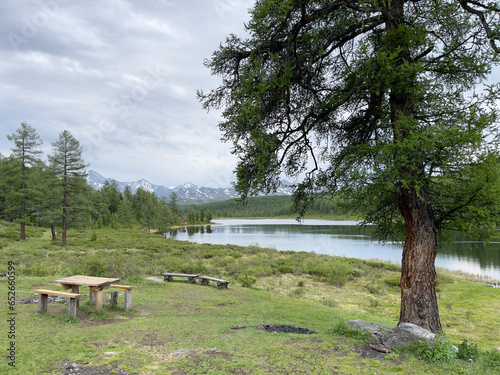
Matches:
[1,1,499,189]
[0,0,253,188]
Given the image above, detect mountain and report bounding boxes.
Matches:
[86,169,293,204]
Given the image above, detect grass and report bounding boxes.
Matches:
[0,222,499,374]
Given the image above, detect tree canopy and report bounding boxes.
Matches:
[199,0,500,332]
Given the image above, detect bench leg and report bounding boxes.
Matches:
[89,290,95,305]
[187,276,196,284]
[164,275,173,281]
[124,289,132,311]
[71,285,80,309]
[110,291,118,308]
[38,294,48,313]
[67,298,77,318]
[200,278,209,285]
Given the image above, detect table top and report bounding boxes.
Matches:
[54,275,120,287]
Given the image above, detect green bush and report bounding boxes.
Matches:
[288,287,306,298]
[383,275,401,288]
[403,333,456,362]
[239,274,257,288]
[277,264,294,273]
[307,257,353,286]
[457,339,480,361]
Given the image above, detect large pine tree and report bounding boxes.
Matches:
[48,130,89,246]
[199,0,500,332]
[7,122,43,239]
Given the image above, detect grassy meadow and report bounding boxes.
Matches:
[1,222,499,374]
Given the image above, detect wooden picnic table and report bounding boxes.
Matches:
[53,275,120,311]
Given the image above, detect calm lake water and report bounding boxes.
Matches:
[167,219,500,283]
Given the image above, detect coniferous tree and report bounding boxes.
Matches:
[141,194,157,233]
[200,0,500,332]
[48,130,88,246]
[7,122,43,239]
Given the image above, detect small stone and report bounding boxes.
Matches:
[145,276,164,283]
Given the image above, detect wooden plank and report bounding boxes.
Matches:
[199,276,229,283]
[162,273,198,277]
[54,275,120,287]
[35,289,82,298]
[110,284,133,290]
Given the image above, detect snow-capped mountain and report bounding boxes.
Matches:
[87,170,294,204]
[86,169,293,204]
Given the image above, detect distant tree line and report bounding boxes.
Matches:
[0,122,213,244]
[200,194,349,219]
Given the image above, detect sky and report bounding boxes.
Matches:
[1,1,499,189]
[0,0,254,188]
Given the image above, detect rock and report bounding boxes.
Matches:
[346,319,391,345]
[145,276,164,283]
[347,320,437,351]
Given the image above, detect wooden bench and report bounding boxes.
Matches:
[198,276,230,289]
[162,273,198,284]
[35,289,81,318]
[89,285,133,311]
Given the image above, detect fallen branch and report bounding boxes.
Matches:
[369,343,390,354]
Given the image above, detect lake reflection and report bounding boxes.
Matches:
[166,219,500,282]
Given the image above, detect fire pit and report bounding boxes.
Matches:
[230,323,316,334]
[259,324,316,334]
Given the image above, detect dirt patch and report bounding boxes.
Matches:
[139,332,166,347]
[230,323,317,334]
[260,324,317,334]
[352,343,394,360]
[46,360,129,375]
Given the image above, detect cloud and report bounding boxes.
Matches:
[1,0,498,189]
[0,0,251,187]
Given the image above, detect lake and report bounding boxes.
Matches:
[166,219,500,283]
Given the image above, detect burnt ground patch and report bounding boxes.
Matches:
[259,324,317,334]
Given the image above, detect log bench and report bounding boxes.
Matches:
[198,276,230,289]
[35,289,81,318]
[162,273,198,284]
[89,284,133,311]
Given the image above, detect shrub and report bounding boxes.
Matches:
[239,274,257,288]
[383,275,401,288]
[320,297,338,308]
[307,257,353,286]
[457,339,480,361]
[402,333,456,362]
[365,283,384,295]
[288,287,306,298]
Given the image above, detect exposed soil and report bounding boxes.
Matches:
[44,360,130,375]
[259,324,317,334]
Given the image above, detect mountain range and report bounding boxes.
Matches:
[86,169,293,204]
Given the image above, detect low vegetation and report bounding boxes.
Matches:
[1,221,499,374]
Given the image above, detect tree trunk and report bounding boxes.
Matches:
[384,0,442,334]
[398,185,442,333]
[20,218,26,240]
[51,223,56,241]
[61,207,67,247]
